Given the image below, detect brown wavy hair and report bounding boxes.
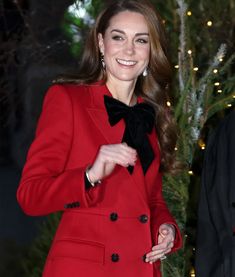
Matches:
[58,0,180,174]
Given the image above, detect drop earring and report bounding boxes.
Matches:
[101,53,106,70]
[143,68,148,77]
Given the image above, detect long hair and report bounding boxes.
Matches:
[59,0,180,174]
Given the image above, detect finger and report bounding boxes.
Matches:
[145,251,166,263]
[100,146,137,166]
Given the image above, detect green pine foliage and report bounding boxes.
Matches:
[22,213,61,277]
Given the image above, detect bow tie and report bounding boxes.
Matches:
[104,95,155,175]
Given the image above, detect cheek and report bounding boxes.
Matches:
[141,48,150,63]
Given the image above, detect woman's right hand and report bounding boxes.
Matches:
[87,143,137,183]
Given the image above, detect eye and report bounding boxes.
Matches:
[112,35,124,41]
[136,38,149,44]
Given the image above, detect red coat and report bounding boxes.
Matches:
[17,83,182,277]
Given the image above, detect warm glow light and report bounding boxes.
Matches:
[233,95,235,99]
[217,90,222,94]
[188,170,193,175]
[198,139,206,150]
[188,50,192,55]
[219,58,223,62]
[214,82,220,86]
[207,21,213,27]
[174,147,178,151]
[213,69,218,74]
[166,101,171,107]
[175,65,179,69]
[187,11,192,16]
[193,67,199,71]
[227,103,232,107]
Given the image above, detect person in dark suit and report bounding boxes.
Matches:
[195,110,235,277]
[16,1,182,277]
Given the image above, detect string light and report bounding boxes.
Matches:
[214,82,220,86]
[193,67,199,71]
[188,50,192,55]
[166,101,171,107]
[175,65,179,69]
[213,69,218,74]
[187,11,192,16]
[188,170,193,175]
[174,147,178,151]
[233,95,235,99]
[198,139,206,150]
[217,89,222,94]
[219,57,223,62]
[190,267,196,277]
[227,103,232,108]
[207,20,213,27]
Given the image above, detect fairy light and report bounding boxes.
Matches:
[188,50,192,55]
[217,89,222,94]
[233,95,235,99]
[190,267,196,277]
[187,11,192,16]
[214,82,220,86]
[207,20,213,27]
[227,103,232,108]
[213,69,218,74]
[219,57,224,62]
[166,101,171,107]
[174,147,178,151]
[188,170,193,175]
[175,65,179,69]
[193,67,199,71]
[198,139,206,150]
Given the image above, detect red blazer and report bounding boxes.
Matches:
[17,83,182,277]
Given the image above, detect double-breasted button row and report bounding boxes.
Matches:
[64,201,80,209]
[109,212,148,223]
[111,253,148,263]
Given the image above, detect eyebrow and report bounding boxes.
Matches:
[111,29,149,36]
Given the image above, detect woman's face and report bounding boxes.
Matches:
[98,11,150,85]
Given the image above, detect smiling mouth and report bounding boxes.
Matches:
[117,59,137,66]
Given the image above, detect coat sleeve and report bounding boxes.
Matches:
[149,171,182,252]
[17,84,90,216]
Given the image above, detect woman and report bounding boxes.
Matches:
[17,1,182,276]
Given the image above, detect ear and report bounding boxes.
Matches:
[98,33,104,54]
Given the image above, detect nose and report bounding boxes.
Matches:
[124,40,135,55]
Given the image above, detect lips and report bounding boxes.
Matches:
[116,59,137,66]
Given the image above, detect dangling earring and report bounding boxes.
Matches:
[143,67,148,77]
[100,53,106,70]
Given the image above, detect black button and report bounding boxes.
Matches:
[64,203,72,209]
[110,212,118,221]
[232,202,235,208]
[74,202,80,207]
[139,214,148,223]
[111,253,119,262]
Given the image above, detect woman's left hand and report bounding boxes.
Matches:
[145,224,175,264]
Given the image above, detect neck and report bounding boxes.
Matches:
[106,78,137,106]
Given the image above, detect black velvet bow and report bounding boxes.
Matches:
[104,95,155,175]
